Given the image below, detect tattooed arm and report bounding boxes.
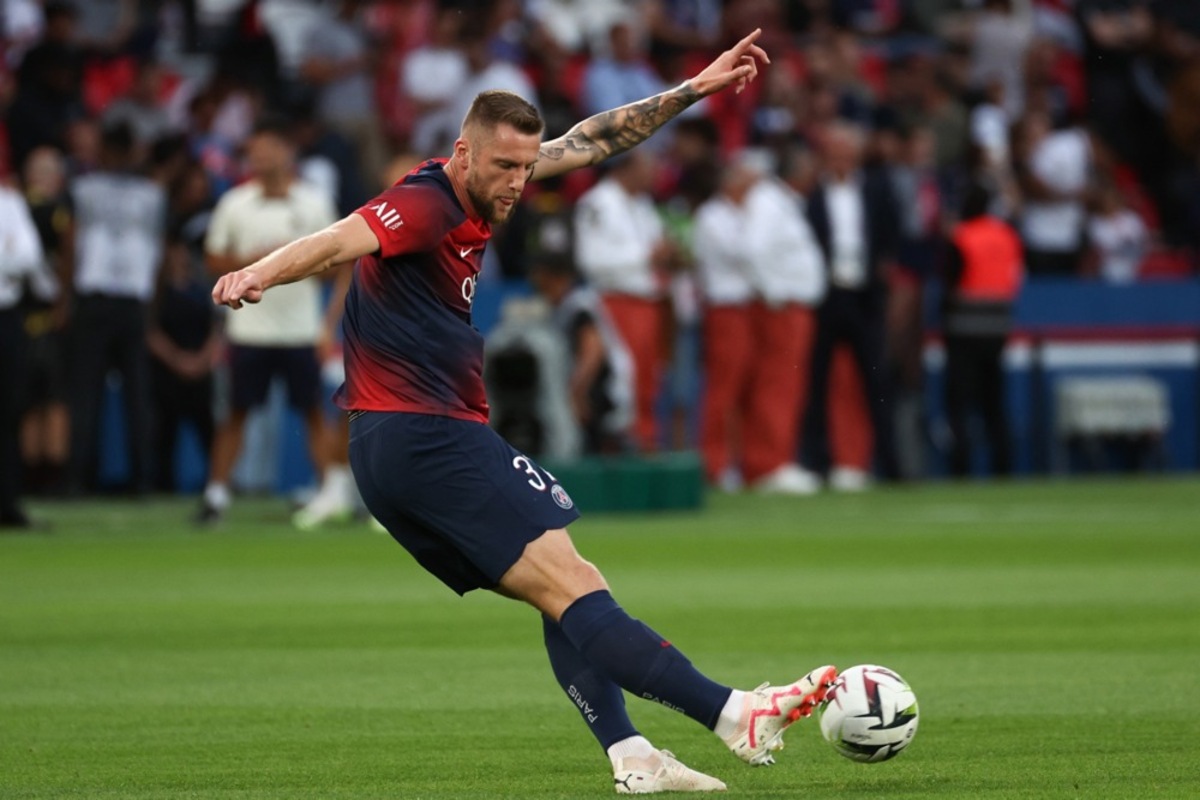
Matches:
[532,29,770,181]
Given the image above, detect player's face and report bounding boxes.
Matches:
[463,124,542,224]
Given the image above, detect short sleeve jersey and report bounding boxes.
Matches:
[335,159,492,422]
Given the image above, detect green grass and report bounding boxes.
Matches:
[2,477,1199,799]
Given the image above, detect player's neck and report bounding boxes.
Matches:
[443,156,483,221]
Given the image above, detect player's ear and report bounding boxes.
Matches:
[453,136,470,167]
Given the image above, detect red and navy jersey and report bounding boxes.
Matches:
[335,159,492,422]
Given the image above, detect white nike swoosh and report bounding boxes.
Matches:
[459,247,474,259]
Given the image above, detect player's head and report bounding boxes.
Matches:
[454,90,544,224]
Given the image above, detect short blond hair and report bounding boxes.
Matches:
[462,90,544,138]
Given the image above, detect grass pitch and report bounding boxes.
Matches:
[2,477,1198,799]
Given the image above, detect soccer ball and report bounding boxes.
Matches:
[818,664,919,763]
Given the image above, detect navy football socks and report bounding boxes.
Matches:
[557,590,732,730]
[542,615,639,750]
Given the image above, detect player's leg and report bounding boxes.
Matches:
[498,530,835,766]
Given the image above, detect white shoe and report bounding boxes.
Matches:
[293,467,356,529]
[753,464,820,496]
[613,749,726,794]
[723,665,838,766]
[829,466,871,493]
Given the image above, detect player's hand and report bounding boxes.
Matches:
[690,28,770,97]
[212,268,265,310]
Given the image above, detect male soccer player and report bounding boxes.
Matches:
[212,29,836,794]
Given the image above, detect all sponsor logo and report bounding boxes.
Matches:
[368,201,403,231]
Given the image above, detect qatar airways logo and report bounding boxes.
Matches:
[461,273,478,306]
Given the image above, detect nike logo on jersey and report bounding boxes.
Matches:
[458,246,474,259]
[368,202,404,231]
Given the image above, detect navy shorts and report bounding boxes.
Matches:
[349,411,581,595]
[229,344,320,412]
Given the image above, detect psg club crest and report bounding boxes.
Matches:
[551,484,574,510]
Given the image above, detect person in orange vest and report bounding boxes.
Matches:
[942,182,1024,477]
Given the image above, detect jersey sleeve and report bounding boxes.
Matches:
[353,183,456,259]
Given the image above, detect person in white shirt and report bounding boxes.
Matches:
[0,180,48,527]
[694,149,825,494]
[1087,179,1147,283]
[574,148,677,451]
[65,122,167,496]
[1015,112,1092,276]
[196,117,339,524]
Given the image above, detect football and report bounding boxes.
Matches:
[818,664,919,763]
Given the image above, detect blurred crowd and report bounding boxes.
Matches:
[2,0,1199,527]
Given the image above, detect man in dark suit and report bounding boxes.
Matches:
[802,121,901,484]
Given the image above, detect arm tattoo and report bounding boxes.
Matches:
[540,82,702,165]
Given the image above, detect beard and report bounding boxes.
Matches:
[465,176,519,224]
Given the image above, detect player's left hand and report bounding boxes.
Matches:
[690,28,770,97]
[212,268,265,310]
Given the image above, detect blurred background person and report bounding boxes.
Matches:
[147,234,220,493]
[1013,110,1093,276]
[694,148,826,494]
[528,256,634,455]
[19,146,72,497]
[582,18,667,117]
[1086,177,1148,284]
[0,173,47,528]
[941,183,1024,478]
[297,0,386,192]
[574,148,679,453]
[195,115,337,524]
[803,121,901,488]
[64,121,166,496]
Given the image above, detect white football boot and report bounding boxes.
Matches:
[613,749,727,794]
[723,665,838,765]
[292,466,355,530]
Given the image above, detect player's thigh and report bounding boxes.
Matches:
[350,412,581,594]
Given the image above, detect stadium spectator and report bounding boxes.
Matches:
[100,57,176,157]
[1086,177,1148,284]
[18,146,71,497]
[1013,110,1092,276]
[0,176,47,527]
[526,0,633,56]
[574,148,679,452]
[64,121,165,495]
[147,235,220,492]
[402,6,469,157]
[298,0,387,192]
[5,0,85,170]
[195,116,337,523]
[888,123,946,479]
[694,148,825,494]
[941,183,1024,477]
[582,19,667,118]
[802,121,901,487]
[528,256,635,454]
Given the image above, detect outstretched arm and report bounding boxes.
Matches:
[212,214,378,309]
[532,28,769,180]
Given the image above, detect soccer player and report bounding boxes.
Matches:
[212,30,835,794]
